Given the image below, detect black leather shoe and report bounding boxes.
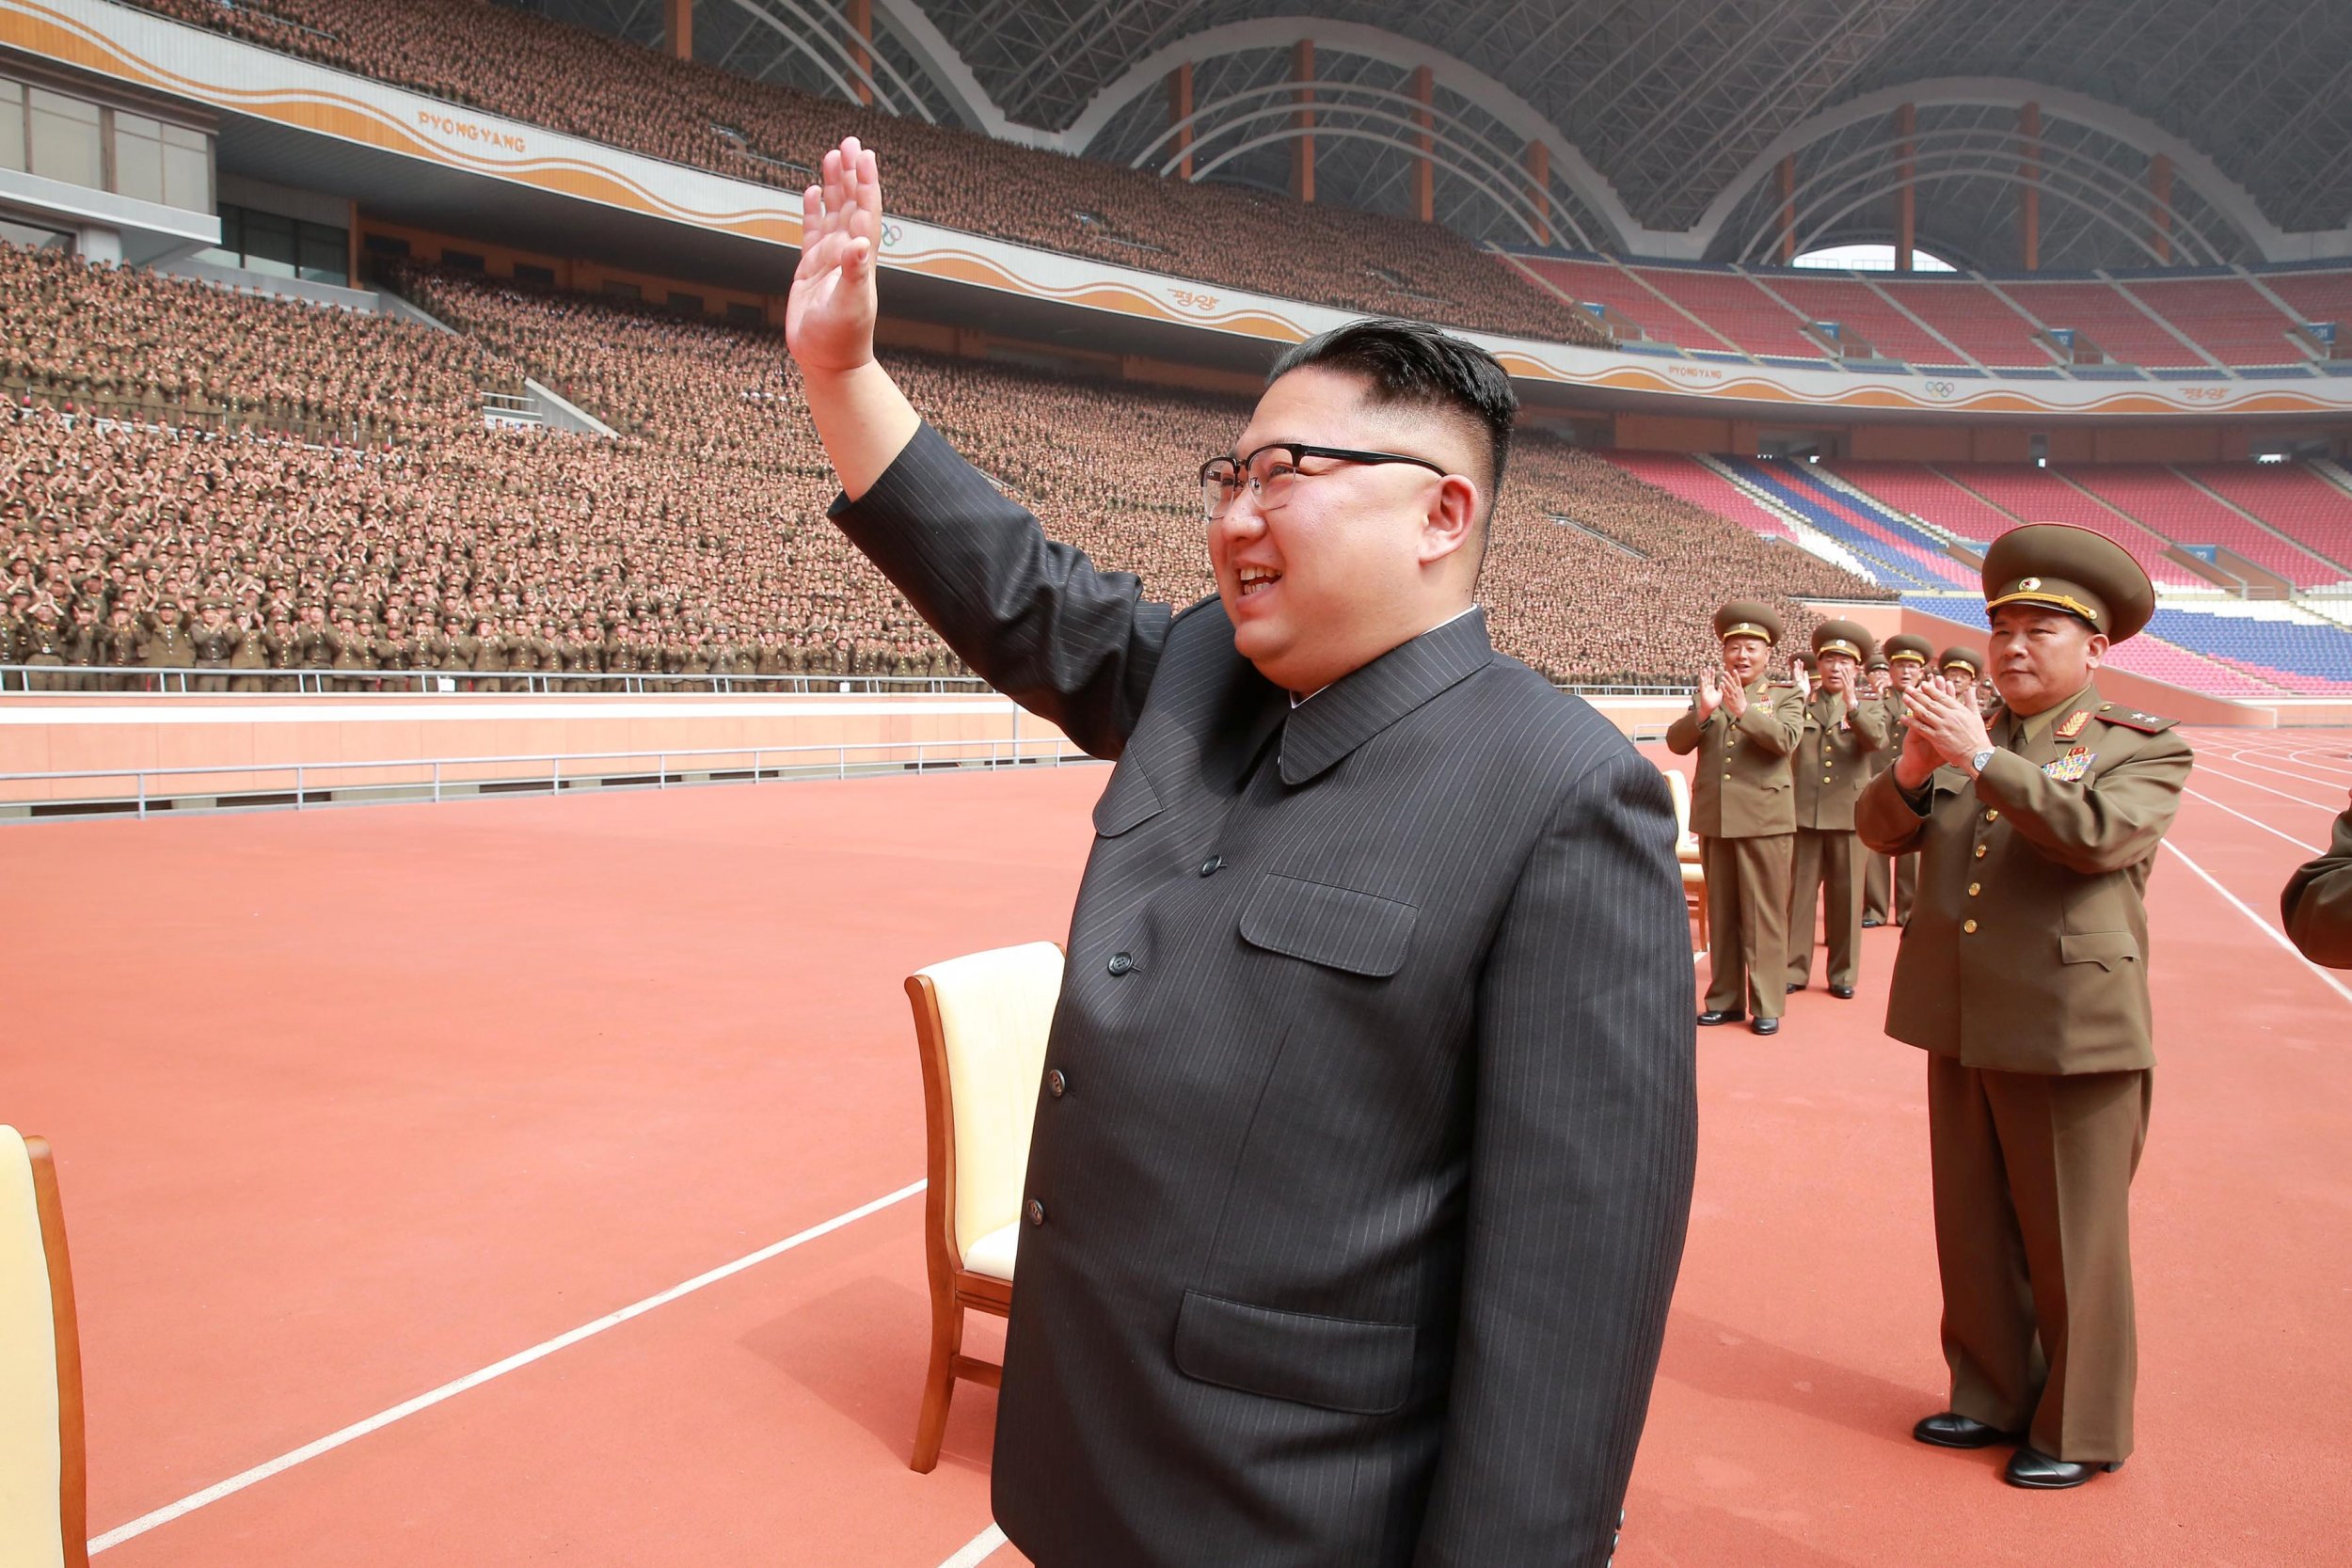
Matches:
[1750,1017,1779,1036]
[1696,1010,1745,1027]
[1862,917,1885,928]
[2004,1448,2122,1489]
[1785,981,1807,993]
[1913,1412,2023,1449]
[1830,984,1856,999]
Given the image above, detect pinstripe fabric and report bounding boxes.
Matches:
[833,424,1698,1568]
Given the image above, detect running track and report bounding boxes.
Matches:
[5,727,2346,1567]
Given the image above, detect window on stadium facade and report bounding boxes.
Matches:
[195,201,349,285]
[1,75,211,211]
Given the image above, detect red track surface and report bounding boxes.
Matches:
[6,730,2348,1567]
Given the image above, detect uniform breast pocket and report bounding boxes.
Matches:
[2059,930,2140,972]
[1237,874,1417,978]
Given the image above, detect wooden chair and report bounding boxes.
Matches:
[1,1127,87,1568]
[904,942,1064,1474]
[1661,766,1708,946]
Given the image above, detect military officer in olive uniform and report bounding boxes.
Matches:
[2282,791,2352,968]
[1668,600,1808,1036]
[1866,635,1934,927]
[189,599,235,692]
[1858,524,2190,1490]
[1787,621,1890,999]
[20,599,71,690]
[139,599,195,689]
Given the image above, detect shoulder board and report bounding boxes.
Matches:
[2095,703,2177,735]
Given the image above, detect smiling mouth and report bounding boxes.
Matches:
[1236,567,1282,598]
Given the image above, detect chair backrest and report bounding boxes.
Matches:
[1661,765,1694,845]
[907,943,1065,1265]
[0,1127,86,1568]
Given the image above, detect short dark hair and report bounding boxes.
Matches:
[1267,317,1518,508]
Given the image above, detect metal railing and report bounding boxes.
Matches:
[0,736,1098,820]
[0,663,1691,698]
[0,664,993,696]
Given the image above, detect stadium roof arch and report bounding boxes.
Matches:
[468,1,2352,266]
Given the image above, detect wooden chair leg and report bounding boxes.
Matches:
[910,1298,961,1473]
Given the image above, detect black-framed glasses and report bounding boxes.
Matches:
[1198,442,1448,520]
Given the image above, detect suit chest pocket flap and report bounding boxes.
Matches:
[1238,873,1417,977]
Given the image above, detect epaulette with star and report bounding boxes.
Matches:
[2092,703,2176,735]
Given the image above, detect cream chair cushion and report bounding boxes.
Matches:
[0,1125,65,1568]
[917,942,1064,1273]
[1661,766,1700,862]
[961,1220,1021,1283]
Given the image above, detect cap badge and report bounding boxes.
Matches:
[2055,709,2091,740]
[2017,577,2042,591]
[2042,747,2094,783]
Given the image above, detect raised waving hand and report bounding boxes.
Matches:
[783,135,919,499]
[787,136,883,375]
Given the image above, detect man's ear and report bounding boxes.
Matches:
[1419,475,1482,567]
[2085,630,2109,669]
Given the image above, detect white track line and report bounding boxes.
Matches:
[2203,751,2350,797]
[2192,763,2342,812]
[88,1180,927,1555]
[2162,841,2352,1010]
[935,1524,1009,1568]
[2183,786,2324,854]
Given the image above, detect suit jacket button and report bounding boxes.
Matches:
[1199,855,1223,877]
[1025,1198,1045,1226]
[1046,1069,1067,1098]
[1106,952,1134,976]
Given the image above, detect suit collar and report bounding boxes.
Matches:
[1279,607,1495,785]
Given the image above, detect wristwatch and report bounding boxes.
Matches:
[1969,746,1995,776]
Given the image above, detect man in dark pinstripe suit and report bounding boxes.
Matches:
[788,135,1696,1568]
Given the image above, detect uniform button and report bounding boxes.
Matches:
[1046,1069,1066,1098]
[1968,882,1981,896]
[1199,855,1223,877]
[1984,809,2000,822]
[1722,773,1731,781]
[1025,1198,1045,1226]
[1106,952,1134,976]
[1963,919,1979,934]
[1975,845,1987,859]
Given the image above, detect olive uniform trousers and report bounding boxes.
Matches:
[1863,849,1916,925]
[1788,827,1866,990]
[1928,1056,2151,1464]
[1698,832,1793,1020]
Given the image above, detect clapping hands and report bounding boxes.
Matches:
[1894,673,1995,786]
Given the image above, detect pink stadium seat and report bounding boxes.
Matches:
[2067,467,2345,589]
[1748,273,1967,364]
[1622,269,1825,360]
[1993,281,2206,367]
[1867,278,2048,366]
[1830,463,2021,546]
[2117,278,2306,365]
[2255,271,2352,334]
[2187,467,2352,580]
[1934,467,2208,587]
[1601,451,1794,540]
[1514,258,1740,352]
[2099,635,2291,696]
